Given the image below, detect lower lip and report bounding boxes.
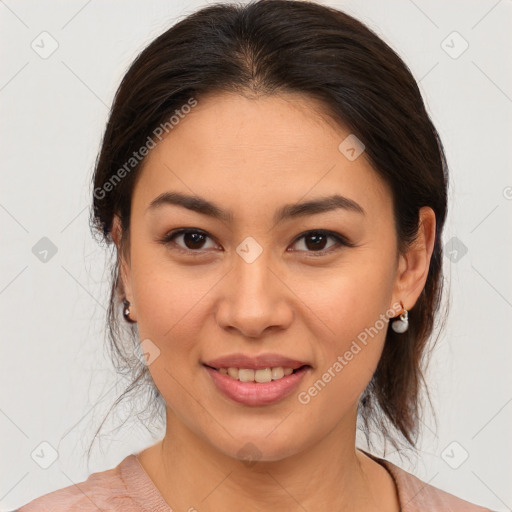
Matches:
[203,365,310,406]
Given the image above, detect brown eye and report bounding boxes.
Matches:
[161,229,217,252]
[290,230,353,255]
[303,232,330,251]
[180,231,208,250]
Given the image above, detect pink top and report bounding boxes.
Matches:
[13,450,493,511]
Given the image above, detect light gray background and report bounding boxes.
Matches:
[1,0,511,510]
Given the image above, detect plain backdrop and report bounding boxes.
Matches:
[1,0,511,510]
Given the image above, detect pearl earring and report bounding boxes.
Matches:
[391,304,409,333]
[123,299,136,323]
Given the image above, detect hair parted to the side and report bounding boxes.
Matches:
[88,0,449,464]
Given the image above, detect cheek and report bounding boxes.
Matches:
[129,257,216,416]
[132,267,216,345]
[128,241,210,349]
[295,295,391,421]
[293,255,396,397]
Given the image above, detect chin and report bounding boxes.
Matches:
[213,433,307,465]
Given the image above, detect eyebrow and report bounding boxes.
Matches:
[146,191,365,224]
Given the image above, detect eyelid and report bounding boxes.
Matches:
[159,228,354,255]
[160,228,219,255]
[291,229,355,250]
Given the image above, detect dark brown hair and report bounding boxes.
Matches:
[88,0,449,462]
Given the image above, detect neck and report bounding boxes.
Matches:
[137,406,396,512]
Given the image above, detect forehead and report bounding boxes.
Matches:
[132,92,392,221]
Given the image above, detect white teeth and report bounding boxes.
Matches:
[218,366,299,382]
[239,369,255,382]
[255,368,272,383]
[271,367,284,380]
[227,367,239,379]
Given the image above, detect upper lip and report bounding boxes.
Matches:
[203,353,311,370]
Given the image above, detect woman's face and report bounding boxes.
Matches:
[115,91,433,462]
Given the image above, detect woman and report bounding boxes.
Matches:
[14,0,494,510]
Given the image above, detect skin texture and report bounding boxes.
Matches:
[112,91,436,511]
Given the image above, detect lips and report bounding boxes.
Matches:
[203,364,311,406]
[202,353,311,371]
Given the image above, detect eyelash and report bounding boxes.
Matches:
[158,228,355,257]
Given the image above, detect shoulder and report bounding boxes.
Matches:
[367,451,495,512]
[14,455,144,512]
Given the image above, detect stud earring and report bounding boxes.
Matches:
[391,303,409,333]
[123,299,136,323]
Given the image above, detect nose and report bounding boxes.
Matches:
[215,248,293,339]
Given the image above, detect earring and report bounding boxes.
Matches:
[391,303,408,333]
[123,299,136,323]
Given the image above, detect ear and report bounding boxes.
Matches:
[112,214,135,309]
[391,206,437,312]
